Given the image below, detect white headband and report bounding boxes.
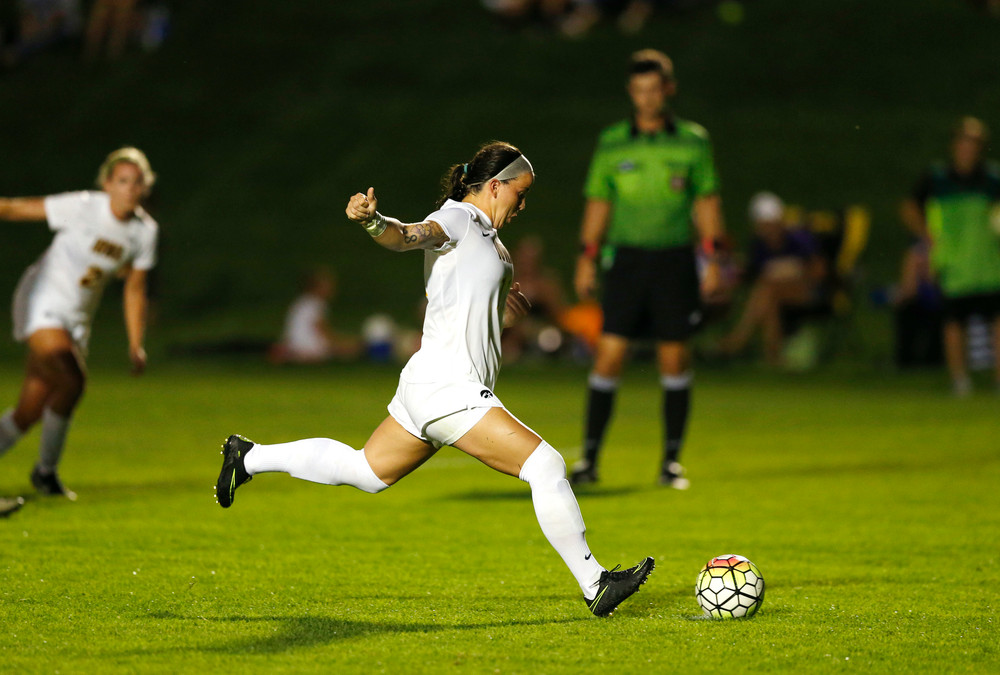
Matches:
[490,154,534,182]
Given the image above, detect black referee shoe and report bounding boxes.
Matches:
[659,461,690,490]
[585,556,655,617]
[30,465,77,501]
[0,496,25,518]
[216,434,254,508]
[569,459,599,485]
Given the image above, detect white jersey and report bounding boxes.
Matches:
[12,191,158,345]
[400,200,513,391]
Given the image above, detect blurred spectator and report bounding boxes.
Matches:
[269,268,360,365]
[713,192,829,367]
[0,0,18,67]
[900,116,1000,395]
[482,0,715,38]
[83,0,169,61]
[83,0,137,61]
[502,235,568,361]
[480,0,572,30]
[1,0,82,68]
[966,0,1000,17]
[561,0,714,38]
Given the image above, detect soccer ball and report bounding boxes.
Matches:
[695,554,765,619]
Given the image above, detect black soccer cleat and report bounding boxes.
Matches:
[216,434,254,508]
[30,465,77,501]
[585,556,655,617]
[569,460,599,485]
[658,461,690,490]
[0,496,25,518]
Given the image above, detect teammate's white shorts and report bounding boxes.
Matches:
[11,266,91,353]
[387,377,506,449]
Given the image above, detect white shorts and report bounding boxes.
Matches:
[12,267,91,353]
[387,377,506,449]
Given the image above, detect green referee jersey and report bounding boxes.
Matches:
[917,161,1000,297]
[583,117,719,249]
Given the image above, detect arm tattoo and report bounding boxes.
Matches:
[401,220,445,249]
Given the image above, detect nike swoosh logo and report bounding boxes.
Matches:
[482,231,492,237]
[585,553,592,560]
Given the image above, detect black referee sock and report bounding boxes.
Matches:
[661,373,692,466]
[583,374,618,466]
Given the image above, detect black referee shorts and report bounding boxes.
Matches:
[600,245,703,342]
[941,291,1000,322]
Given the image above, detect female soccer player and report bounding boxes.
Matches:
[0,147,159,499]
[216,142,654,617]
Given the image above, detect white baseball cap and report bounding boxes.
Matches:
[749,191,784,223]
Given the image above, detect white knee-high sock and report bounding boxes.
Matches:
[37,409,70,473]
[519,441,604,598]
[0,409,24,456]
[243,437,388,494]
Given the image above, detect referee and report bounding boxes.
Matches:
[571,49,725,488]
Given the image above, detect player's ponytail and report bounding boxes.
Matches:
[439,142,525,207]
[441,163,470,205]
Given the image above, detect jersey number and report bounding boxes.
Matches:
[79,266,105,288]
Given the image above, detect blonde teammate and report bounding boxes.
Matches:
[0,147,158,499]
[216,142,653,617]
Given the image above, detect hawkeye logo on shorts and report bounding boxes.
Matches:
[480,389,494,399]
[617,160,636,172]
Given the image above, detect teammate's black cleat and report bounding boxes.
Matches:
[216,434,254,508]
[30,465,77,501]
[585,556,655,617]
[569,460,599,485]
[0,496,25,518]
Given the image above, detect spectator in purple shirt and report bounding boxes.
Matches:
[714,192,828,366]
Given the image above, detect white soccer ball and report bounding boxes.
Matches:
[695,554,765,619]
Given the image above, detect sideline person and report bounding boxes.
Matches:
[714,192,828,366]
[571,49,726,488]
[269,267,360,364]
[900,117,1000,395]
[215,142,654,617]
[0,147,158,499]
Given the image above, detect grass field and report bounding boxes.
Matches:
[1,360,997,672]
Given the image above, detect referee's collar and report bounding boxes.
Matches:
[630,115,677,138]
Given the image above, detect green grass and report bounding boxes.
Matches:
[1,361,997,672]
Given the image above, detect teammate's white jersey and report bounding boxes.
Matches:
[400,199,513,391]
[12,191,158,346]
